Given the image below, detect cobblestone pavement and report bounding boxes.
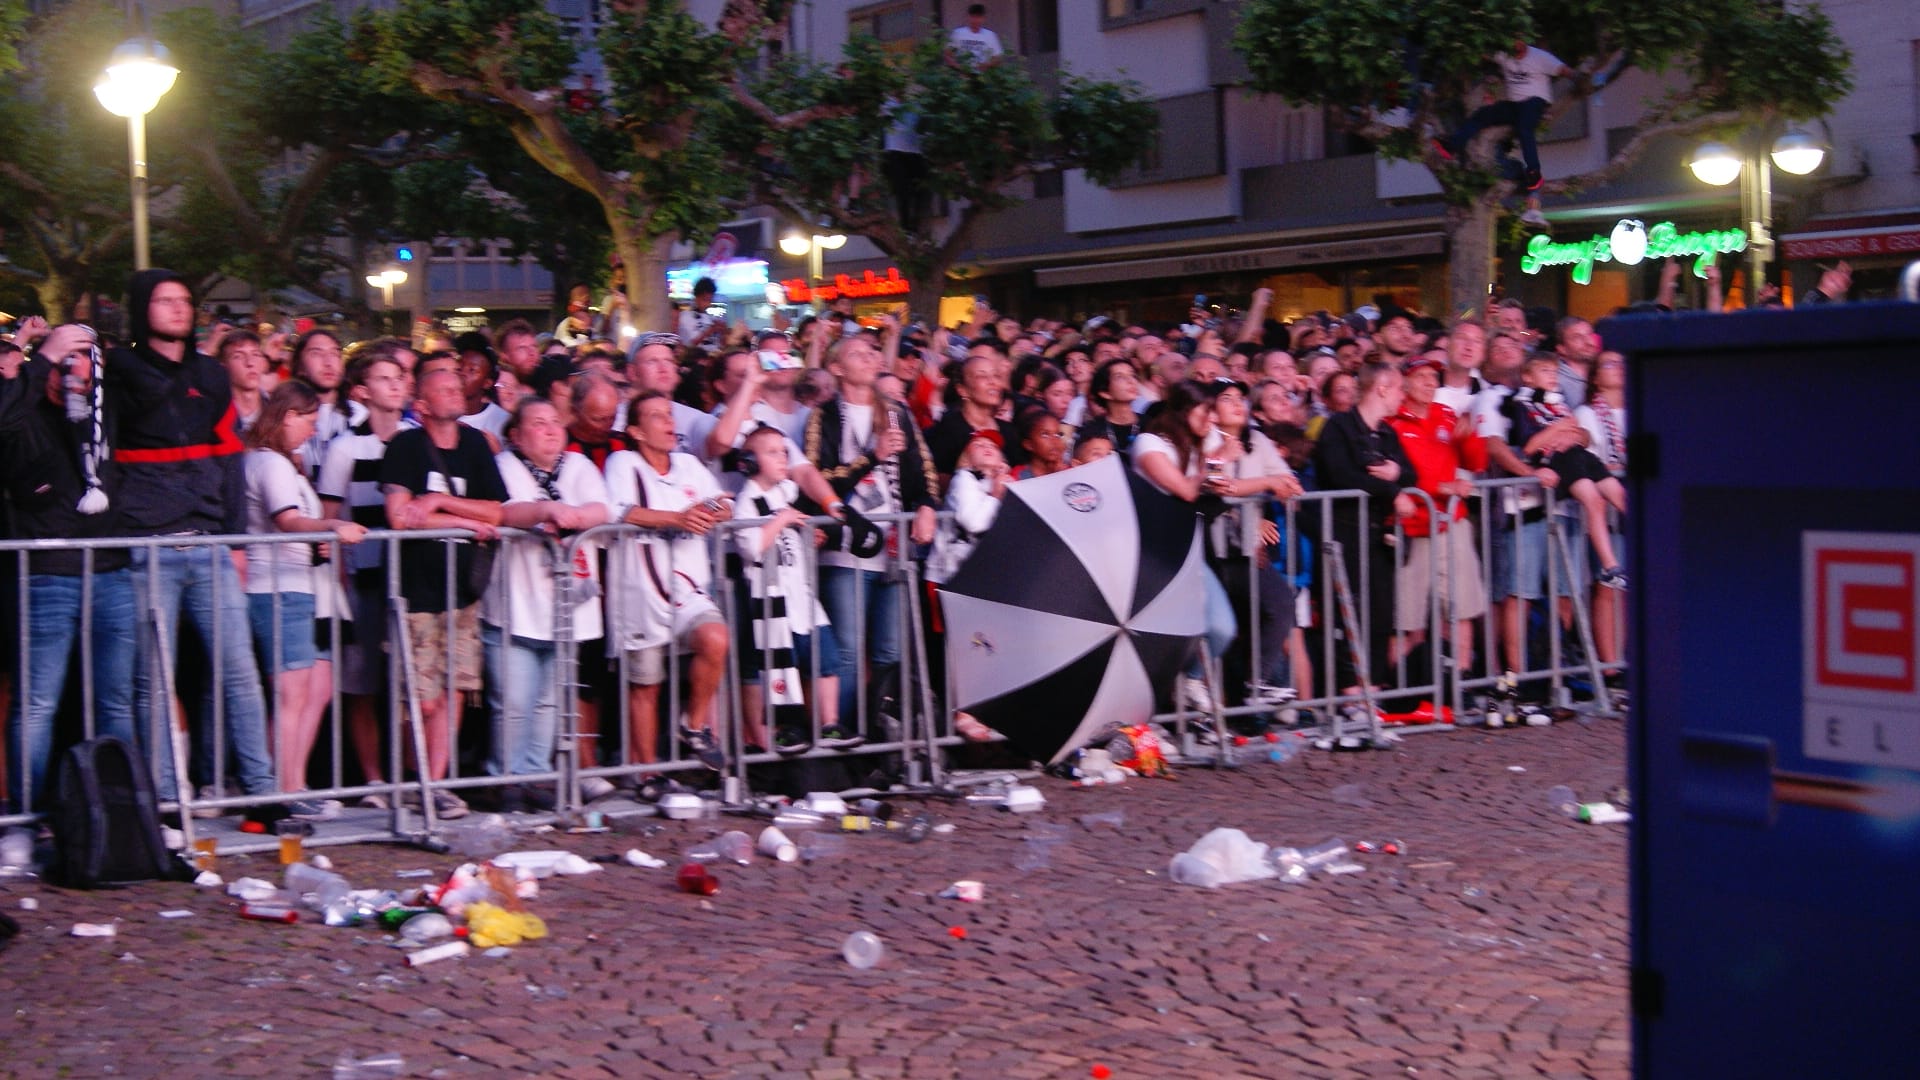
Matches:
[1,718,1630,1079]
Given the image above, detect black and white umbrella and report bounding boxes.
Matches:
[940,453,1206,764]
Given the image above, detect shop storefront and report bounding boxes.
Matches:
[1022,231,1448,328]
[1779,218,1920,301]
[1504,214,1753,320]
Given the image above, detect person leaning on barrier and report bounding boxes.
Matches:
[241,381,368,819]
[1388,356,1490,683]
[380,366,510,821]
[318,343,417,807]
[1308,359,1419,699]
[105,269,280,811]
[0,325,138,814]
[482,397,611,812]
[1205,378,1306,719]
[603,390,731,771]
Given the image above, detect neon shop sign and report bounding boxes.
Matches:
[1520,219,1748,285]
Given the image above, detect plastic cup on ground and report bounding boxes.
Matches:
[842,930,884,969]
[757,826,799,862]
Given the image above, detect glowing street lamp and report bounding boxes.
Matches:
[94,37,179,271]
[1688,128,1828,294]
[365,267,408,308]
[780,231,846,307]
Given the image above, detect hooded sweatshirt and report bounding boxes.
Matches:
[103,269,246,535]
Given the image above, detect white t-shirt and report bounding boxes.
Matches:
[603,449,724,650]
[949,25,1003,63]
[715,397,812,447]
[1472,385,1542,513]
[484,450,609,642]
[926,468,1001,585]
[732,478,829,628]
[1499,47,1564,102]
[1129,428,1226,497]
[1574,402,1628,476]
[243,449,322,595]
[677,308,721,354]
[460,402,511,442]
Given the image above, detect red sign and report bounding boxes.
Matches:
[781,268,912,303]
[1814,547,1915,693]
[1780,227,1920,261]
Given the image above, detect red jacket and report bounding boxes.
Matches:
[1388,402,1487,537]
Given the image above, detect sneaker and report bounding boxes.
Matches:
[1520,208,1550,229]
[579,776,618,803]
[773,727,813,755]
[190,785,226,820]
[432,791,469,820]
[1177,675,1216,713]
[288,798,342,821]
[1524,167,1543,190]
[1429,137,1455,162]
[680,726,727,771]
[1597,566,1628,590]
[816,724,865,750]
[520,784,557,812]
[1249,683,1297,706]
[357,793,390,811]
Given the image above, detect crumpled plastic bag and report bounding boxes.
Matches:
[464,901,547,949]
[1168,828,1277,888]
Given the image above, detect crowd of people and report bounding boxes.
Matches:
[0,263,1650,823]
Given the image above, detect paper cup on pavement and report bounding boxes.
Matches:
[757,826,799,862]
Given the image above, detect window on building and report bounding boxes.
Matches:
[1111,91,1224,188]
[1021,0,1059,55]
[850,2,919,52]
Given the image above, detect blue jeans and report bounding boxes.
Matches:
[1451,96,1548,174]
[132,545,276,799]
[1186,566,1239,678]
[6,569,138,813]
[818,566,902,726]
[481,623,558,778]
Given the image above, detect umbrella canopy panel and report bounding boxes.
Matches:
[940,454,1206,763]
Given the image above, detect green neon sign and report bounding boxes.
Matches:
[1520,219,1748,284]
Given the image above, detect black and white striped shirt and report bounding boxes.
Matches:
[316,418,416,574]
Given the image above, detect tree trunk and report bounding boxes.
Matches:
[1445,196,1502,319]
[33,273,78,324]
[906,269,950,329]
[618,229,676,335]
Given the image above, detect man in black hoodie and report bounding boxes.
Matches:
[0,326,138,813]
[106,269,277,809]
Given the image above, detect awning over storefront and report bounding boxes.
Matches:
[1779,224,1920,261]
[1033,232,1446,289]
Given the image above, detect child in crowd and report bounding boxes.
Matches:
[242,381,365,818]
[1071,434,1114,465]
[1503,354,1627,587]
[731,424,841,754]
[926,430,1011,741]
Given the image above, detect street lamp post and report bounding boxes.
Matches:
[94,37,178,272]
[1688,127,1826,296]
[779,231,847,309]
[365,268,408,309]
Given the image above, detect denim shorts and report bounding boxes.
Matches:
[1489,516,1548,602]
[248,590,318,673]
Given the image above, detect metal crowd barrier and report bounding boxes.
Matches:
[2,482,1626,839]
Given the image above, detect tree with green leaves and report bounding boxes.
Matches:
[723,33,1157,317]
[1233,0,1852,312]
[372,0,806,333]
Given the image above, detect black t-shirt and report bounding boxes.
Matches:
[923,408,1025,477]
[378,425,506,612]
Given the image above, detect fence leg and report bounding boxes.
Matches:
[1548,525,1622,720]
[1322,540,1387,749]
[900,563,942,788]
[147,597,197,854]
[389,599,439,837]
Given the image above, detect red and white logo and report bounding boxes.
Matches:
[1814,547,1914,692]
[1803,532,1920,770]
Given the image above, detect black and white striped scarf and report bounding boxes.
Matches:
[742,480,805,705]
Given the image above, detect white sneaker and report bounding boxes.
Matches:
[579,776,617,802]
[1178,675,1215,713]
[1520,208,1550,229]
[1250,683,1298,706]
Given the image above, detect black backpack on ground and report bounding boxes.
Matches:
[49,737,187,888]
